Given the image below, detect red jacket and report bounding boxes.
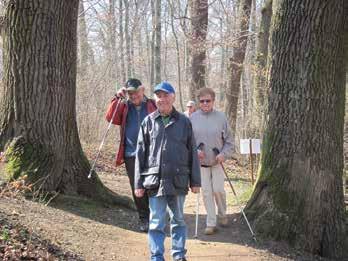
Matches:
[105,96,157,166]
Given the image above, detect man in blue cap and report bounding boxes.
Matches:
[134,82,201,261]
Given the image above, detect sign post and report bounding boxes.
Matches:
[240,139,261,185]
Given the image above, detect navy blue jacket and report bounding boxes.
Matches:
[134,108,201,196]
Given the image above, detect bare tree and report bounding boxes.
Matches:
[169,0,184,110]
[224,0,252,136]
[190,0,208,99]
[108,0,118,82]
[119,0,126,83]
[154,0,161,84]
[252,0,272,136]
[150,0,155,86]
[124,0,132,78]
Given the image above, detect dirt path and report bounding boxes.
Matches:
[0,170,326,261]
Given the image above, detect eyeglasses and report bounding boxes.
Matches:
[199,99,212,104]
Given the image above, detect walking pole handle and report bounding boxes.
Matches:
[88,97,123,179]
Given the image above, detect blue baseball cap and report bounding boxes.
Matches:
[154,82,175,94]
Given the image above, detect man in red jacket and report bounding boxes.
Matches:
[106,78,156,232]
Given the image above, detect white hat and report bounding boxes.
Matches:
[186,100,195,107]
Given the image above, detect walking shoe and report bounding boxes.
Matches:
[139,219,149,233]
[175,258,187,261]
[219,216,229,227]
[204,226,216,235]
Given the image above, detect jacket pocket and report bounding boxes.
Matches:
[142,174,160,190]
[173,166,190,189]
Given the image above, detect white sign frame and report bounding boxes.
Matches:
[239,139,261,154]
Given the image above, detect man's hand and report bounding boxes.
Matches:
[135,188,145,198]
[216,153,225,164]
[116,87,127,98]
[197,150,205,162]
[190,187,200,194]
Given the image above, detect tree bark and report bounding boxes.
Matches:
[219,17,226,106]
[119,0,126,84]
[108,0,118,82]
[169,0,184,111]
[78,0,91,73]
[190,0,208,99]
[253,0,272,136]
[154,0,161,85]
[224,0,252,136]
[345,78,348,195]
[150,0,155,86]
[0,0,133,208]
[124,0,132,78]
[245,0,347,258]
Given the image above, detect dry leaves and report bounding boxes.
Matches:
[0,217,82,261]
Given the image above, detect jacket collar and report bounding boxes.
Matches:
[151,107,179,121]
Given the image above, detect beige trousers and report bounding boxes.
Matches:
[200,164,227,227]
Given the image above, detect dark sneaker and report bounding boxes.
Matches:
[175,258,187,261]
[139,219,149,233]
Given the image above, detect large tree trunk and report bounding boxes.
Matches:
[0,0,132,208]
[245,0,347,258]
[252,0,272,136]
[190,0,208,99]
[224,0,252,135]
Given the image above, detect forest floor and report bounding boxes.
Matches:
[0,144,345,261]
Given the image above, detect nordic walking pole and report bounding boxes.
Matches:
[212,148,257,242]
[88,96,123,179]
[194,192,200,239]
[193,142,205,238]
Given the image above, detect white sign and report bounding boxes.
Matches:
[251,139,261,154]
[239,139,261,154]
[240,139,250,154]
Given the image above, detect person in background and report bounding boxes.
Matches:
[134,82,201,261]
[184,100,196,117]
[105,78,156,232]
[190,87,234,235]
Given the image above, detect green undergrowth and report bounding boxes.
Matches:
[225,173,253,207]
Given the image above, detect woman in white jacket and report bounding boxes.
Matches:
[190,88,234,235]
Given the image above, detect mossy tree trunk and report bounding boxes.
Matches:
[0,0,132,208]
[245,0,347,258]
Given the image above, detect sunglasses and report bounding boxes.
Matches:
[199,99,212,104]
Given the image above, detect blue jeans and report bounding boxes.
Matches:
[148,195,187,261]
